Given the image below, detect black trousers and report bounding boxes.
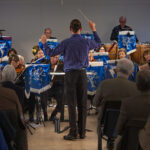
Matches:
[49,82,64,119]
[64,69,87,136]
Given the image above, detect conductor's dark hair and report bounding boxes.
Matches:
[8,54,19,64]
[7,48,17,57]
[70,19,82,33]
[136,70,150,92]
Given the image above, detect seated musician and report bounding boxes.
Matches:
[88,51,97,62]
[32,46,50,64]
[49,55,64,121]
[32,46,50,121]
[118,48,126,59]
[16,55,25,76]
[110,16,138,42]
[2,48,18,62]
[6,54,20,70]
[139,49,150,70]
[97,45,107,53]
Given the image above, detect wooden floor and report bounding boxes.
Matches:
[27,107,106,150]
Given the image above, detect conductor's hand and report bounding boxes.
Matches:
[89,20,96,32]
[41,35,47,44]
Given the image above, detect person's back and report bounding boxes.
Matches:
[99,77,137,101]
[0,85,22,115]
[116,70,150,150]
[63,35,92,71]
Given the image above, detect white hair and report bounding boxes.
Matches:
[117,58,134,75]
[2,65,17,82]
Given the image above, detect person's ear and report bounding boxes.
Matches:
[80,28,82,32]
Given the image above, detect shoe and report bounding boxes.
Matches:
[79,134,86,139]
[64,134,77,140]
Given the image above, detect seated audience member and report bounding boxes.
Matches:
[93,58,139,133]
[49,55,64,121]
[139,49,150,70]
[1,65,24,106]
[139,117,150,150]
[116,70,150,150]
[0,70,27,150]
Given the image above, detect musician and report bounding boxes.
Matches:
[110,16,139,42]
[7,54,20,69]
[16,55,25,75]
[118,48,126,59]
[49,55,64,121]
[31,46,50,121]
[32,46,50,64]
[96,45,107,53]
[44,28,57,39]
[41,19,101,140]
[139,49,150,70]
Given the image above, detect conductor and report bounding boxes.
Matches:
[41,19,101,140]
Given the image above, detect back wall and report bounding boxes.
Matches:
[0,0,150,61]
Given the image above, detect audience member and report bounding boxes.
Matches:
[93,58,138,134]
[139,117,150,150]
[116,70,150,150]
[0,70,27,150]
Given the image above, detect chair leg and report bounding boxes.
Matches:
[98,134,102,150]
[107,138,114,150]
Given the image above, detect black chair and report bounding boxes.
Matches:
[116,120,145,150]
[98,100,121,150]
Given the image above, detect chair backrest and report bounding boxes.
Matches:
[102,100,121,138]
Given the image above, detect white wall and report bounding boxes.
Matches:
[0,0,150,61]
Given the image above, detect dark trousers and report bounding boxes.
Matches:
[49,82,64,119]
[65,69,87,136]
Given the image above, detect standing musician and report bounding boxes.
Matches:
[41,19,101,140]
[110,16,139,42]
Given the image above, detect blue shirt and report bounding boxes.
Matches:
[43,31,101,72]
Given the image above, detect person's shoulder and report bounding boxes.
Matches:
[113,25,120,30]
[125,25,132,30]
[101,78,115,85]
[50,37,57,39]
[0,85,17,97]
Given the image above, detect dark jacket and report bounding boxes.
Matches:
[2,81,24,107]
[139,117,150,150]
[93,76,139,124]
[110,25,138,42]
[116,92,150,150]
